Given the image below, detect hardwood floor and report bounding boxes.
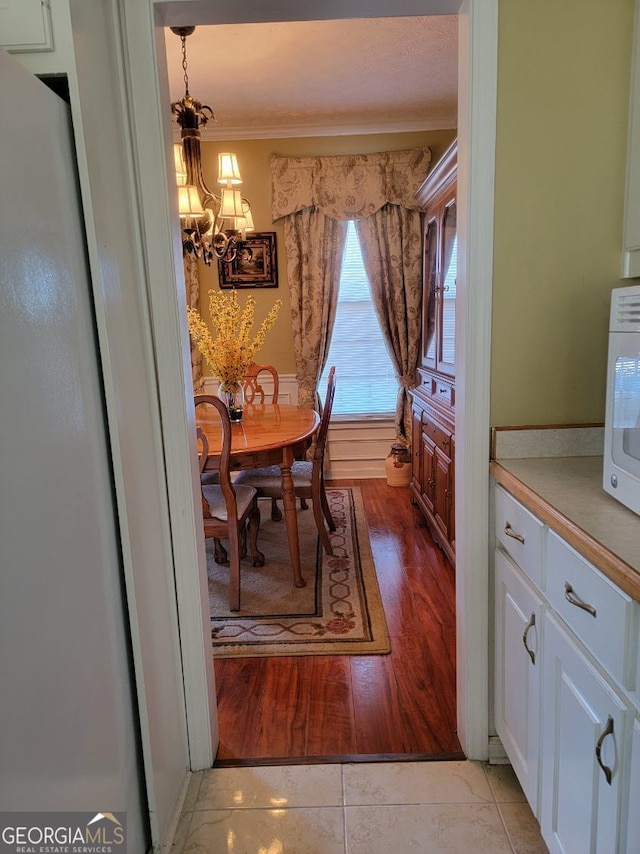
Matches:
[213,478,463,764]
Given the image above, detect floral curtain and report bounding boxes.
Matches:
[355,205,423,443]
[184,253,205,394]
[283,207,348,409]
[271,147,431,419]
[271,148,432,220]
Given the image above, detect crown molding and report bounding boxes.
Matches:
[172,115,457,142]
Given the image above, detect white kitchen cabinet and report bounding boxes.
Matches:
[541,612,628,854]
[624,717,640,853]
[495,484,545,589]
[492,482,640,853]
[494,549,544,814]
[0,0,53,53]
[546,531,637,690]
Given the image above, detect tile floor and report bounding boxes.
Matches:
[172,760,549,853]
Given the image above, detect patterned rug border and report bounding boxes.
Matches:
[211,487,391,659]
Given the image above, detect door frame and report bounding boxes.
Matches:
[119,0,497,764]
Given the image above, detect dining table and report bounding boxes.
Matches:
[195,402,320,589]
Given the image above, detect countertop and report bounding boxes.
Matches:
[490,455,640,601]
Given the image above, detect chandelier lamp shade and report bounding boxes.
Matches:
[170,26,254,265]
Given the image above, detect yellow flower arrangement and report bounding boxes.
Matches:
[187,289,282,390]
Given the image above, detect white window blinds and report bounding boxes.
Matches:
[320,221,398,416]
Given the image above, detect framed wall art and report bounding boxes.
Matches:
[218,231,278,288]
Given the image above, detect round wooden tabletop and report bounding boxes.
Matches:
[196,403,319,456]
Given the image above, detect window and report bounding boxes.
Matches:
[320,221,398,416]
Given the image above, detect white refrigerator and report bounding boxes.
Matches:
[0,47,148,850]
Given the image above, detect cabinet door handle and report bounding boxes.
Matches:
[564,582,597,617]
[595,715,614,785]
[504,523,525,544]
[522,613,536,664]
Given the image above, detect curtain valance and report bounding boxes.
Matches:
[270,147,432,221]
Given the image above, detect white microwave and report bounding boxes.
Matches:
[603,284,640,516]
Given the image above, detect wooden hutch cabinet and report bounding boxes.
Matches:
[410,139,457,564]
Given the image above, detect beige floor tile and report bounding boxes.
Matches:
[345,803,513,853]
[343,760,493,806]
[196,764,343,810]
[183,806,346,854]
[499,802,549,854]
[483,762,527,803]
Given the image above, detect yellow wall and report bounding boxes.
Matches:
[194,0,634,426]
[196,130,456,375]
[491,0,634,426]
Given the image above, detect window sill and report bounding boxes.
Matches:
[330,413,395,424]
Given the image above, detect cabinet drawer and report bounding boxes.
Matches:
[546,531,635,688]
[421,415,452,455]
[434,380,454,407]
[419,376,435,396]
[495,485,544,588]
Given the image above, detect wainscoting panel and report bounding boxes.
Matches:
[203,373,298,406]
[326,419,396,479]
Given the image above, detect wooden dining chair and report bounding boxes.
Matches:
[243,362,279,405]
[195,395,264,612]
[234,367,337,555]
[200,364,279,491]
[242,363,284,522]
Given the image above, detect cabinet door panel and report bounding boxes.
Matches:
[625,717,640,853]
[420,432,436,514]
[433,446,452,540]
[411,409,422,493]
[541,613,626,854]
[495,551,543,814]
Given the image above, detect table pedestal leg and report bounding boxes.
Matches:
[280,458,305,588]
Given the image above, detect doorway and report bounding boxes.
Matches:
[122,0,497,766]
[167,14,460,763]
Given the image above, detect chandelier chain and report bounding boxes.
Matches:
[181,35,189,96]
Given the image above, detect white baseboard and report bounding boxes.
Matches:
[487,736,510,765]
[202,375,396,479]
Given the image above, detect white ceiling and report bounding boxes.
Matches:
[164,16,458,140]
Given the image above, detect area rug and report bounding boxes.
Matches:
[207,487,391,658]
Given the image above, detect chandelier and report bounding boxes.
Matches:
[170,26,254,265]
